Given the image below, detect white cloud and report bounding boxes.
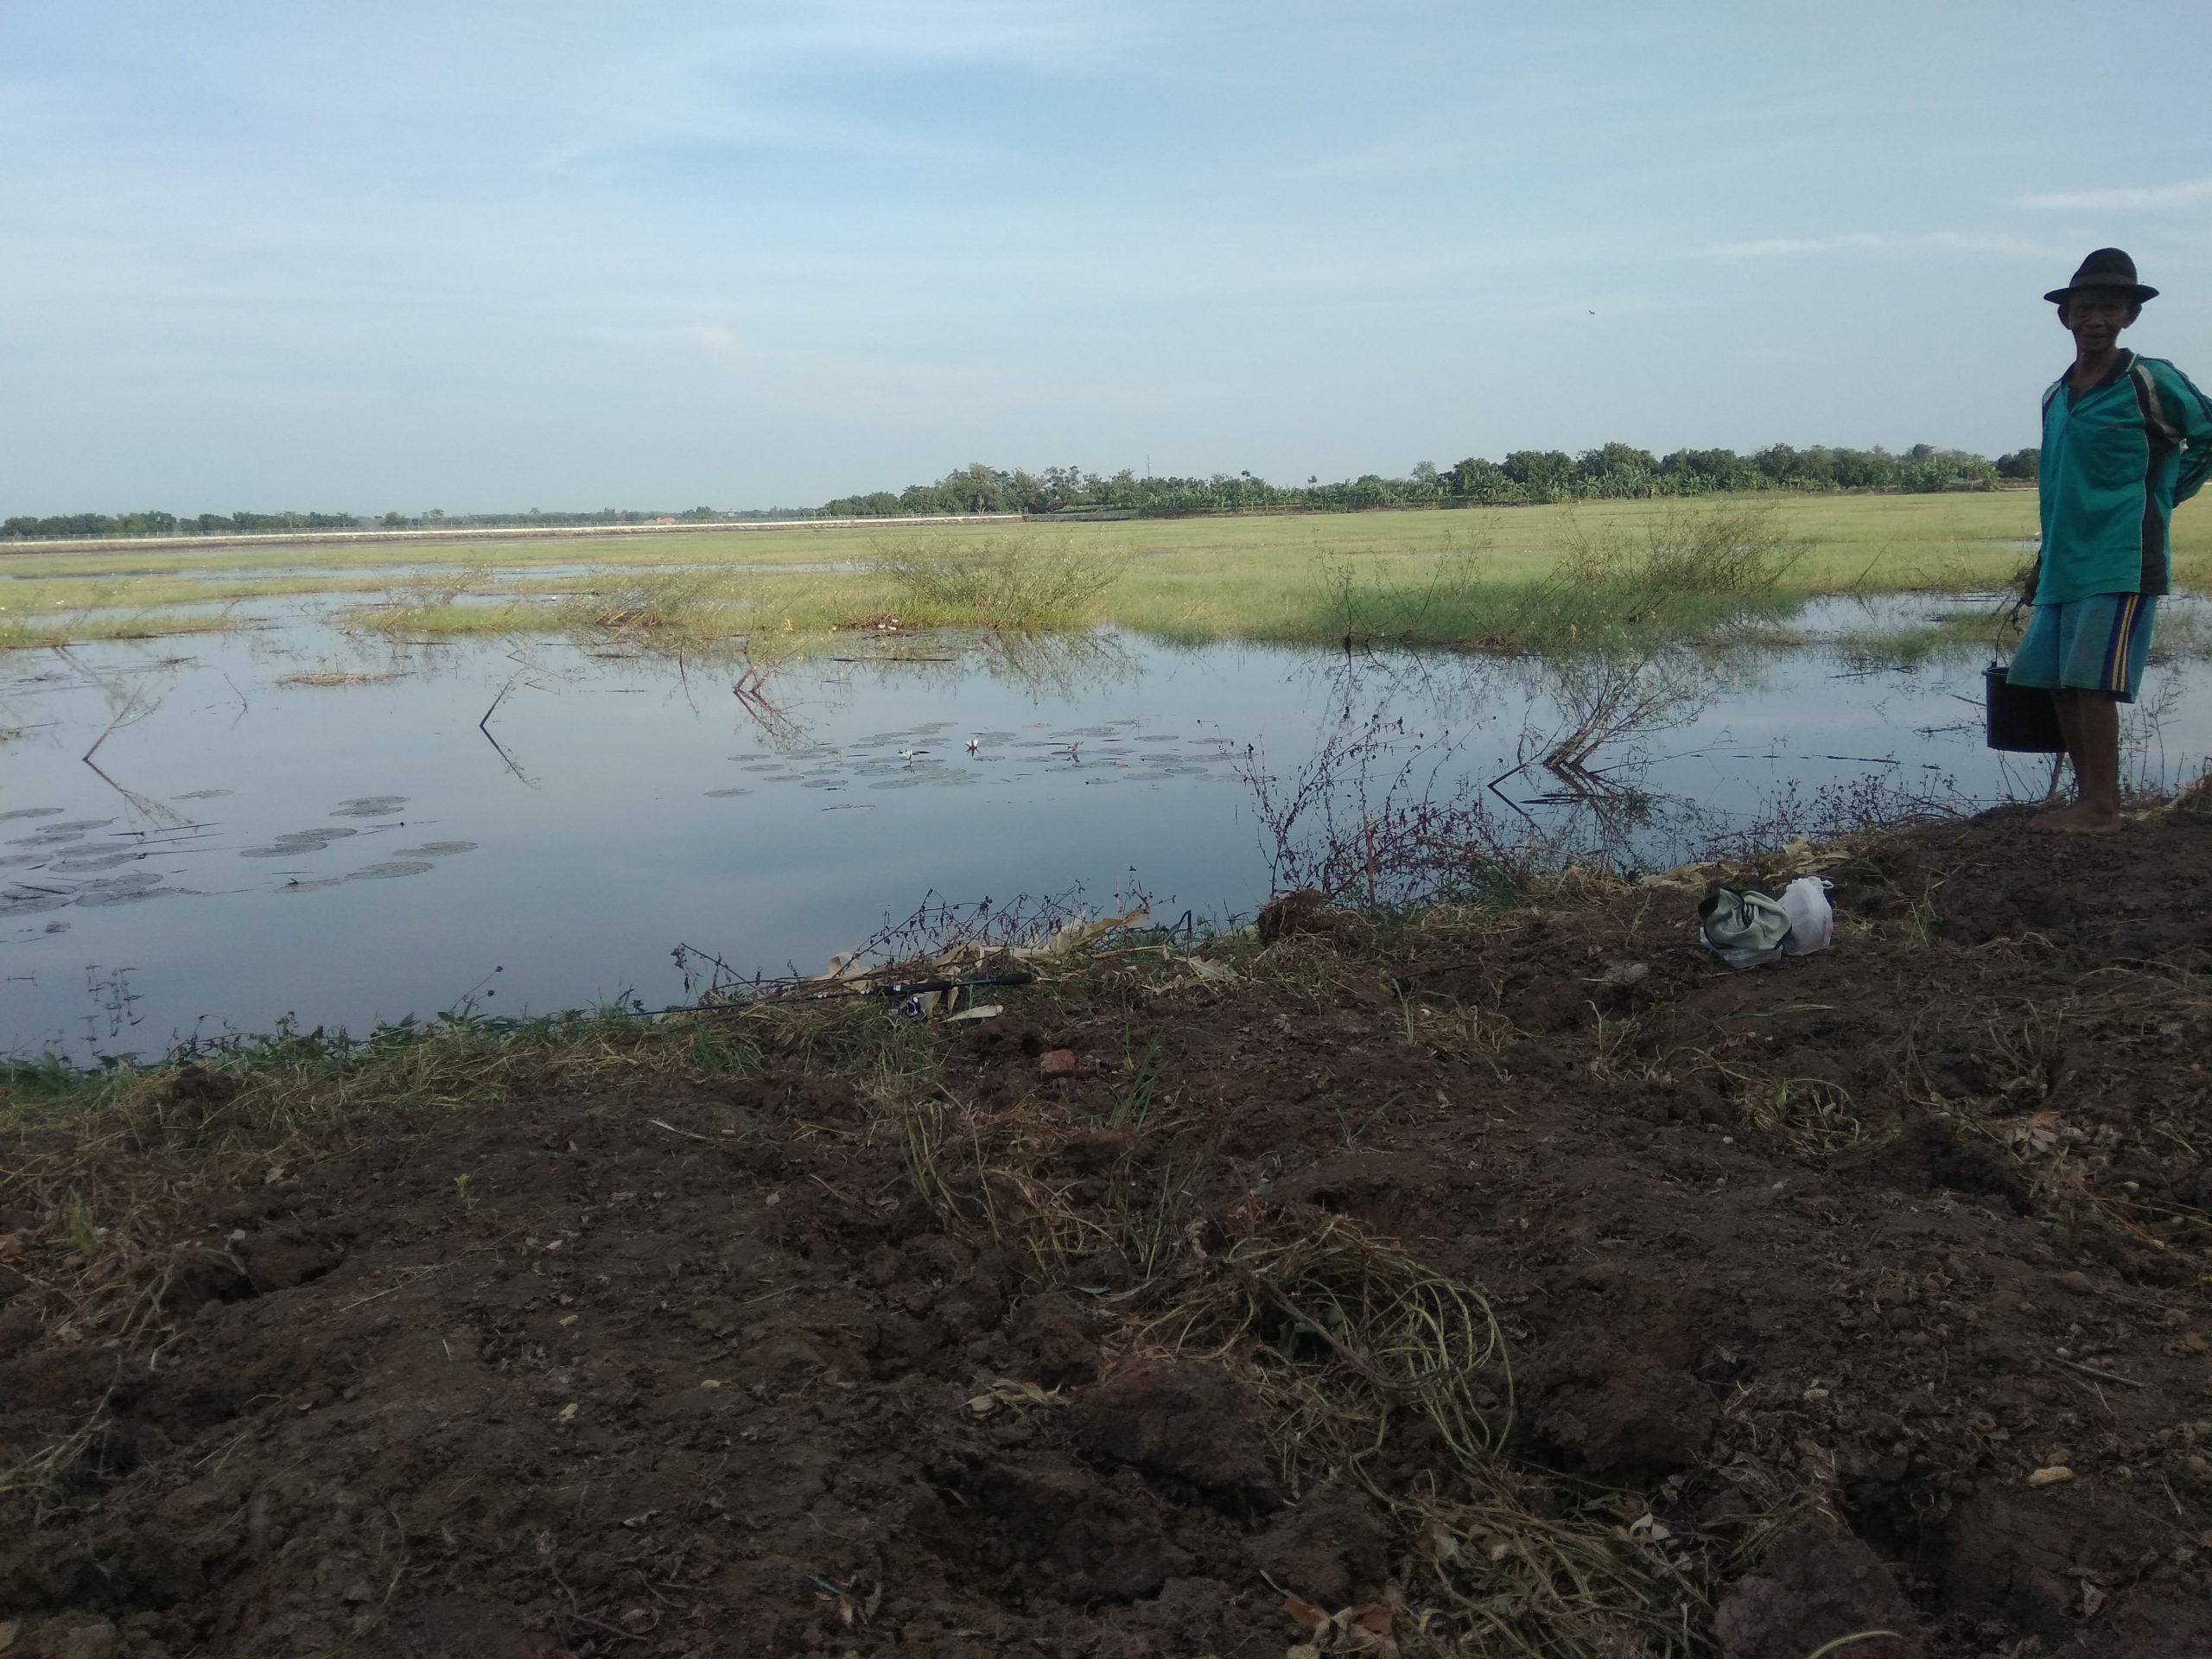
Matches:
[2014,178,2212,212]
[1708,230,2052,260]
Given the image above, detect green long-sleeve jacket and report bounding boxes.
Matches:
[2034,350,2212,604]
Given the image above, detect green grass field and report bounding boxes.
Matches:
[3,492,2207,655]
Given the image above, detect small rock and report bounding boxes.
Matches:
[1039,1049,1077,1079]
[2056,1270,2093,1295]
[2026,1465,2074,1488]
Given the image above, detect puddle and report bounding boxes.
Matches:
[4,596,2211,1059]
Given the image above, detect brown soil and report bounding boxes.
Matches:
[5,806,2212,1658]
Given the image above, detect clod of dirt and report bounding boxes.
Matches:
[1530,1340,1719,1478]
[1868,1113,2030,1208]
[1712,1528,1919,1659]
[234,1225,344,1294]
[1039,1048,1077,1078]
[5,1617,118,1659]
[1257,887,1334,944]
[1244,1479,1391,1607]
[1075,1359,1281,1508]
[1052,1127,1131,1174]
[163,1065,241,1110]
[1004,1294,1102,1388]
[1254,887,1373,947]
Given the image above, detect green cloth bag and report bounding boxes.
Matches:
[1698,887,1793,969]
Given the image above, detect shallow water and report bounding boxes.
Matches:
[3,597,2207,1059]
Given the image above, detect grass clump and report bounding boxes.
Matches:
[0,608,248,650]
[1397,1473,1710,1658]
[872,534,1126,630]
[1147,1210,1514,1477]
[557,568,748,641]
[1497,503,1797,654]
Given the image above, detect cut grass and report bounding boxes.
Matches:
[276,669,404,688]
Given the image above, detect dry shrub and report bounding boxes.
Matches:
[1394,1469,1709,1659]
[1738,1077,1897,1162]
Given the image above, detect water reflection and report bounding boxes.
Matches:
[4,598,2210,1059]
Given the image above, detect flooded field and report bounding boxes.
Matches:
[4,596,2209,1059]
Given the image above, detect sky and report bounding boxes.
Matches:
[3,0,2209,515]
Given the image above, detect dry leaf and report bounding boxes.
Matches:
[964,1377,1065,1417]
[1010,903,1149,963]
[556,1402,578,1424]
[0,1618,19,1655]
[2081,1580,2107,1618]
[1292,1602,1399,1657]
[946,1004,1004,1022]
[987,1378,1063,1408]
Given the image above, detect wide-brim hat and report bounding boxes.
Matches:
[2045,246,2158,304]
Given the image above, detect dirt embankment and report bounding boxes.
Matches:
[5,807,2212,1658]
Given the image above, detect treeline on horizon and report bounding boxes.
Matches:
[0,505,796,543]
[818,441,2040,518]
[3,439,2041,541]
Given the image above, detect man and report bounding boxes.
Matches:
[2009,248,2212,834]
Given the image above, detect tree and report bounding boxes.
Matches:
[1501,449,1573,501]
[1995,448,2039,481]
[1572,442,1660,498]
[1446,456,1516,500]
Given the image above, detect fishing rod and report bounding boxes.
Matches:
[636,967,1036,1020]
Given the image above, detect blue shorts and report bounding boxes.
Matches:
[2007,593,2157,704]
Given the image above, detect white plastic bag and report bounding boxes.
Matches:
[1778,876,1833,956]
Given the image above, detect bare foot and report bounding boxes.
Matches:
[2031,801,2121,836]
[2029,801,2082,833]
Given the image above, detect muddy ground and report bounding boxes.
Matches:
[5,806,2212,1657]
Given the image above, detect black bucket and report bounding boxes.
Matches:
[1984,662,2063,752]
